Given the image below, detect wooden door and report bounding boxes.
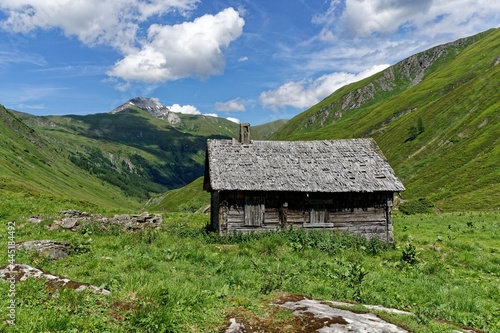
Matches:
[244,195,265,226]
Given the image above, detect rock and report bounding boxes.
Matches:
[135,212,151,223]
[278,298,409,333]
[0,263,110,295]
[151,214,162,223]
[113,214,131,222]
[60,209,81,217]
[27,216,42,223]
[167,112,181,125]
[224,294,413,333]
[225,318,245,333]
[327,301,412,315]
[60,217,79,229]
[17,240,71,260]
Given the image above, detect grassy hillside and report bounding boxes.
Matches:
[271,28,500,211]
[145,176,210,213]
[252,119,288,140]
[0,105,139,211]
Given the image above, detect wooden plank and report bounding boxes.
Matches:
[329,216,387,223]
[303,223,335,228]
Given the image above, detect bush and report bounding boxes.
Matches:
[406,117,425,142]
[399,198,433,215]
[401,237,419,265]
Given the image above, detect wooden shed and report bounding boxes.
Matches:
[203,125,405,242]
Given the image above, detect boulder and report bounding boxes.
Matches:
[16,240,71,260]
[27,216,42,223]
[60,217,79,229]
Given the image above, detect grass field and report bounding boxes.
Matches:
[1,199,498,332]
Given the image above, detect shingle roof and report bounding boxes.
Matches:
[204,138,405,193]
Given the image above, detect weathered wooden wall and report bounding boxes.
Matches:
[213,191,394,242]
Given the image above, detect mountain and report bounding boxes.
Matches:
[111,97,170,118]
[270,28,500,211]
[6,101,286,209]
[110,96,287,139]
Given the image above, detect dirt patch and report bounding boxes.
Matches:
[273,292,307,304]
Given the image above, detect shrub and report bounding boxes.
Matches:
[401,237,419,265]
[406,117,425,142]
[399,197,433,215]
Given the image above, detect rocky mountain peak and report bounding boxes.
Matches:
[111,97,170,118]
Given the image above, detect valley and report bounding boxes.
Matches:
[1,27,499,332]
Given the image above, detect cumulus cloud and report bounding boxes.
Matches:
[0,0,199,53]
[260,64,389,109]
[226,117,240,123]
[167,103,201,115]
[315,0,499,39]
[215,98,245,112]
[108,8,245,82]
[203,113,218,117]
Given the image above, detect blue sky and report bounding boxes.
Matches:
[0,0,498,125]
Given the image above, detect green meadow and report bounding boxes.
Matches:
[1,193,498,332]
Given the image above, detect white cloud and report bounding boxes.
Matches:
[215,98,245,112]
[167,103,201,115]
[108,7,245,82]
[0,2,245,84]
[0,0,199,53]
[0,50,46,67]
[260,64,389,109]
[315,0,500,39]
[238,56,248,62]
[226,117,240,123]
[203,113,218,117]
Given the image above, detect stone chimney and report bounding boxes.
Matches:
[239,123,251,144]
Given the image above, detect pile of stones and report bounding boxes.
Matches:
[46,209,162,231]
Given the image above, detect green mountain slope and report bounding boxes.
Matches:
[271,28,500,211]
[252,119,288,140]
[144,176,210,212]
[0,105,140,210]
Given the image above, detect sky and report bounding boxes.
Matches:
[0,1,498,125]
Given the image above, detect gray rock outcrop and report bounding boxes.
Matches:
[278,298,409,333]
[0,263,111,295]
[225,295,411,333]
[16,240,71,260]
